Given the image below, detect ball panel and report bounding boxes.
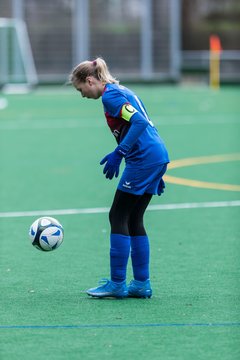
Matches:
[40,218,52,227]
[39,226,63,251]
[28,219,39,242]
[44,217,62,227]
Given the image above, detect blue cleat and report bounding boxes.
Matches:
[128,279,152,298]
[86,278,128,299]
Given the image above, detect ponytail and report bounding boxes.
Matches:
[69,57,119,86]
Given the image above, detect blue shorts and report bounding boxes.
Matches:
[117,163,168,196]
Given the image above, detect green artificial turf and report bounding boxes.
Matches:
[0,85,239,359]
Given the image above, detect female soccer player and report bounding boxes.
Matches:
[70,58,169,298]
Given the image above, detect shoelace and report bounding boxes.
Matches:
[98,278,110,286]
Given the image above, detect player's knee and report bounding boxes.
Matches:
[109,206,129,234]
[128,220,146,237]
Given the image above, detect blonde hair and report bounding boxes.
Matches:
[69,57,119,86]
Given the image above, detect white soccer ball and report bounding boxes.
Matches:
[29,217,64,251]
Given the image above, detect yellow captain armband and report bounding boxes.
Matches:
[121,103,138,121]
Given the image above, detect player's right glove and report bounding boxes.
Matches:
[100,145,126,180]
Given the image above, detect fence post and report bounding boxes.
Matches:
[141,0,153,79]
[72,0,90,66]
[169,0,181,80]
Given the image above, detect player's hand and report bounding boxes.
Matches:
[100,146,126,179]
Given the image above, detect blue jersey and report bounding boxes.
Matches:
[102,83,169,168]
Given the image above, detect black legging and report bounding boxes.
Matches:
[109,190,152,236]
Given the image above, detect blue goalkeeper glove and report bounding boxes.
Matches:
[100,146,126,179]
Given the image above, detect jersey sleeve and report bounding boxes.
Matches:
[118,110,149,154]
[102,88,127,118]
[102,86,150,155]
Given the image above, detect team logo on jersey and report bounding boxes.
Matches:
[113,129,120,138]
[121,104,138,121]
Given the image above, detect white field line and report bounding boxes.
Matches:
[0,200,239,219]
[0,114,239,130]
[0,98,8,110]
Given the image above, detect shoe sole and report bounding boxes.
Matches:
[128,289,152,298]
[87,292,128,299]
[128,294,152,299]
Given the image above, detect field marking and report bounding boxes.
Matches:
[0,114,239,130]
[0,98,8,110]
[165,154,240,191]
[168,153,240,170]
[0,200,239,218]
[0,322,239,330]
[165,176,240,191]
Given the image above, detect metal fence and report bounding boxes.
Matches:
[0,0,239,85]
[0,0,181,84]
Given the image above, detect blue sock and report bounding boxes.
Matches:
[130,235,150,281]
[110,234,130,283]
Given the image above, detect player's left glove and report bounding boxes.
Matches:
[100,145,126,180]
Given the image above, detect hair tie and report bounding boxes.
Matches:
[92,60,97,66]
